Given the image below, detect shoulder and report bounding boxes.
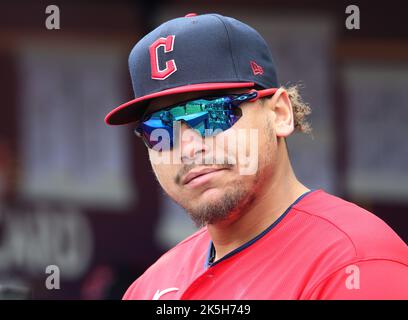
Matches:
[140,226,209,273]
[292,190,408,298]
[306,258,408,299]
[292,189,408,264]
[123,227,210,299]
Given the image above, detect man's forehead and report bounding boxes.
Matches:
[145,88,250,115]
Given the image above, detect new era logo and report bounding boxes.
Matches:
[250,61,264,75]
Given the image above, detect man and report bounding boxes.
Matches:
[105,13,408,299]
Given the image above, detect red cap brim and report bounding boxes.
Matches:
[105,82,255,125]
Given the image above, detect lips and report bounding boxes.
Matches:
[182,167,227,185]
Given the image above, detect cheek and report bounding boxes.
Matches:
[221,107,270,164]
[232,111,277,174]
[148,151,177,190]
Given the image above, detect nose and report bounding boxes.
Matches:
[178,121,209,163]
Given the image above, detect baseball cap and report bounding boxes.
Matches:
[105,13,279,125]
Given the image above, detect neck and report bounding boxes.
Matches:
[207,143,310,262]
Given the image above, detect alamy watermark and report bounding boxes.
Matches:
[148,121,260,175]
[45,265,60,290]
[345,264,360,290]
[345,5,360,30]
[45,5,60,30]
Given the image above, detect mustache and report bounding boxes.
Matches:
[175,163,234,185]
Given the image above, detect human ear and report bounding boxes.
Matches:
[267,88,294,138]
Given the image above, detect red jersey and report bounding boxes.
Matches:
[123,190,408,299]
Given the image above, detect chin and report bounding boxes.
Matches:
[181,187,225,208]
[199,186,227,198]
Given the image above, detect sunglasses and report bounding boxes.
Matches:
[134,88,277,150]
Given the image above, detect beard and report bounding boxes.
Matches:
[184,181,257,228]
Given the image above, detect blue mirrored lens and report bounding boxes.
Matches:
[138,92,256,150]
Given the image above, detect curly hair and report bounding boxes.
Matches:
[258,85,312,135]
[286,85,312,134]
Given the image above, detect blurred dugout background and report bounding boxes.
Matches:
[0,0,407,299]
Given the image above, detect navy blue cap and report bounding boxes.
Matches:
[105,13,279,125]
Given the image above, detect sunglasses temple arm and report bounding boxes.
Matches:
[249,87,278,101]
[134,127,142,138]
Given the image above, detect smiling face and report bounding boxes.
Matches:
[143,87,294,227]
